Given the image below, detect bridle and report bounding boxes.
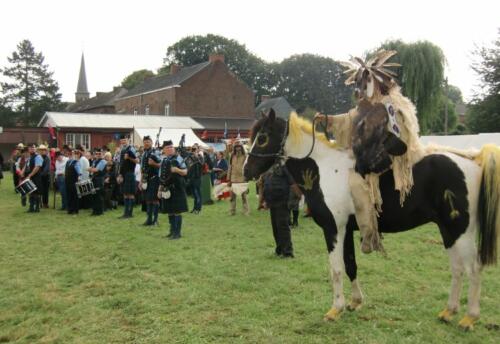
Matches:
[248,114,327,163]
[248,119,289,160]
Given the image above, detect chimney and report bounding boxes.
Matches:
[260,95,271,103]
[209,54,225,63]
[170,64,181,74]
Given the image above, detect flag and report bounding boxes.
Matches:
[223,121,228,139]
[201,130,208,140]
[48,124,56,140]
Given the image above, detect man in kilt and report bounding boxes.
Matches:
[158,140,188,239]
[117,135,139,219]
[88,148,107,216]
[140,136,161,226]
[22,143,43,213]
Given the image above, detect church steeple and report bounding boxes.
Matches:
[75,53,89,103]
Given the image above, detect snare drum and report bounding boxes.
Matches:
[76,179,96,198]
[16,179,37,196]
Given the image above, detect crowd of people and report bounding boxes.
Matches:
[6,135,302,256]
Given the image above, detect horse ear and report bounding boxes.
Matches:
[268,109,276,122]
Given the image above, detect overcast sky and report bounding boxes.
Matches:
[1,0,498,103]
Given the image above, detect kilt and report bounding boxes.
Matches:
[122,172,136,195]
[143,176,160,202]
[161,185,188,214]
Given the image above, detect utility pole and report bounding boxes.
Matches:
[444,77,448,135]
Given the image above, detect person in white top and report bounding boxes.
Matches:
[55,151,69,210]
[76,145,90,209]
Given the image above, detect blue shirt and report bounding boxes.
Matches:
[158,155,186,176]
[34,154,43,167]
[73,159,82,175]
[93,159,107,172]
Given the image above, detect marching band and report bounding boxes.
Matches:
[10,135,207,240]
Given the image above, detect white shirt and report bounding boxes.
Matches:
[55,157,69,175]
[79,156,90,180]
[135,163,141,182]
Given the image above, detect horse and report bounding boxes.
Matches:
[243,109,500,330]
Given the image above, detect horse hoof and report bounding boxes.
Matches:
[438,308,456,323]
[324,307,343,321]
[347,299,363,311]
[458,315,478,331]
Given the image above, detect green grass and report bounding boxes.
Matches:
[0,173,499,343]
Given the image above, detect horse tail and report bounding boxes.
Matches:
[476,144,500,266]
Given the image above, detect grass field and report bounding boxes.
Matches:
[0,173,499,343]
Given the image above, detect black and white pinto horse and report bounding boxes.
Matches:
[243,110,500,330]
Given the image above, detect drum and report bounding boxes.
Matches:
[76,179,96,198]
[16,179,37,196]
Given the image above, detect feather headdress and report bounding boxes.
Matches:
[341,50,401,91]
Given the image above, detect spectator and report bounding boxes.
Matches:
[227,141,249,215]
[55,151,69,210]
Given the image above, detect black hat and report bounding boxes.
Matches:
[94,148,103,153]
[162,140,173,148]
[143,135,152,141]
[55,151,63,157]
[119,134,128,140]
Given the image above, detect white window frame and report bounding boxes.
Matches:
[164,103,170,116]
[65,133,91,150]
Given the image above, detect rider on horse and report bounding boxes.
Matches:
[316,50,425,254]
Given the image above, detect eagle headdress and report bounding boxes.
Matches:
[341,50,401,99]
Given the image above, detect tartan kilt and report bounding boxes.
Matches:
[122,172,136,195]
[143,176,160,202]
[161,185,188,214]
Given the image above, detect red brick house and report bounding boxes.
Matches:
[113,54,255,140]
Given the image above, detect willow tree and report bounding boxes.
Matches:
[377,40,446,132]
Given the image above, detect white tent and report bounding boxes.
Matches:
[420,133,500,149]
[134,128,208,148]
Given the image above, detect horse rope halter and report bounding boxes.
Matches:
[248,119,289,163]
[248,114,327,165]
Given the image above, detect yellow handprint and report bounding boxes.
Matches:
[300,169,318,191]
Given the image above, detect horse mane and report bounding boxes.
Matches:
[288,112,339,149]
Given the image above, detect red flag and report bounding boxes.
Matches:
[48,124,56,140]
[201,130,208,140]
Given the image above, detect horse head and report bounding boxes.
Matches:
[243,108,288,181]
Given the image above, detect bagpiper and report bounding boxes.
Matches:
[140,136,162,226]
[158,140,188,239]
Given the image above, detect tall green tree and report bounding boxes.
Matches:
[121,69,156,90]
[0,39,62,126]
[467,29,500,133]
[161,34,271,100]
[275,54,352,114]
[377,40,446,132]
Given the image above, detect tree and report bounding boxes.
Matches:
[377,40,446,132]
[0,39,62,126]
[161,34,271,100]
[275,54,352,114]
[121,69,156,90]
[471,28,500,96]
[466,94,500,133]
[428,93,458,134]
[467,29,500,133]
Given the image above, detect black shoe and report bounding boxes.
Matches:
[282,253,294,258]
[169,234,181,240]
[142,220,152,226]
[151,221,159,227]
[118,214,131,219]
